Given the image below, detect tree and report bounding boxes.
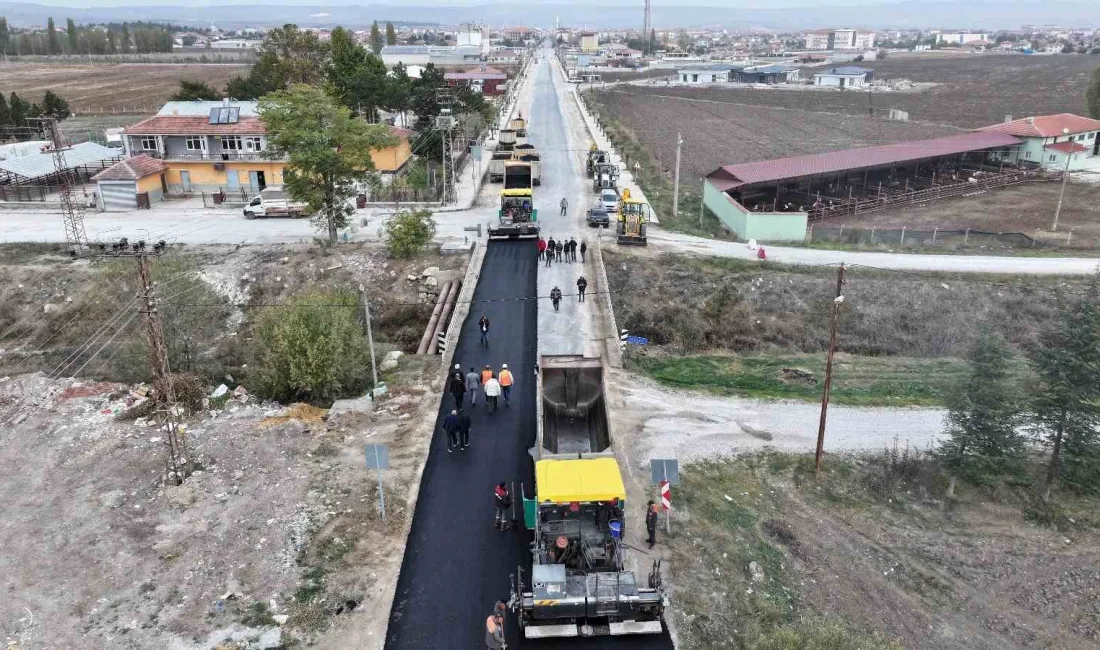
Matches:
[9,92,28,126]
[251,290,372,405]
[0,18,11,57]
[385,63,412,125]
[229,24,328,100]
[40,90,71,120]
[0,93,9,127]
[410,63,445,128]
[171,80,220,101]
[47,17,60,55]
[382,209,437,258]
[1087,66,1100,119]
[120,23,131,53]
[260,84,396,245]
[649,28,657,54]
[66,18,77,53]
[385,22,397,46]
[1030,277,1100,498]
[853,54,865,62]
[939,332,1024,495]
[182,34,198,47]
[875,49,888,60]
[370,21,383,54]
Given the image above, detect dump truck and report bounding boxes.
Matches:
[498,129,517,151]
[243,186,308,219]
[489,161,539,239]
[514,143,542,186]
[616,188,650,246]
[510,114,529,138]
[488,150,515,183]
[509,456,667,639]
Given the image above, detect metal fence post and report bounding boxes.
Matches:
[1068,229,1073,246]
[964,228,969,245]
[900,227,906,245]
[931,227,937,244]
[870,227,875,243]
[838,224,844,240]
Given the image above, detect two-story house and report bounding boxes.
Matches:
[122,100,283,195]
[978,113,1100,171]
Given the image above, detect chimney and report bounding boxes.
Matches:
[1003,115,1012,123]
[222,97,230,107]
[1028,117,1034,124]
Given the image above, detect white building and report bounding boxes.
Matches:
[813,66,873,89]
[937,32,988,45]
[803,28,875,51]
[456,23,490,55]
[978,113,1100,171]
[678,65,730,84]
[210,39,261,50]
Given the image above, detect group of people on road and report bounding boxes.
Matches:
[537,236,585,266]
[548,276,588,311]
[444,360,516,453]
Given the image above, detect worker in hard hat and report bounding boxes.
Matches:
[498,364,514,407]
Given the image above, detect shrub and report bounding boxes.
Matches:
[382,209,436,259]
[250,290,371,405]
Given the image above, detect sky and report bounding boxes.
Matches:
[18,0,937,7]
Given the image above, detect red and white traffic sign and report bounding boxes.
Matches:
[659,480,672,511]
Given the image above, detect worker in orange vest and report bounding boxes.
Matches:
[481,365,494,386]
[498,364,514,407]
[485,600,507,649]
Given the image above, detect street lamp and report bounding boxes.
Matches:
[1052,127,1071,232]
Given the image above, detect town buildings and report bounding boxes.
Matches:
[803,28,876,51]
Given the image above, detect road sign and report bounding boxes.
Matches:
[659,480,672,511]
[365,444,389,521]
[625,336,649,345]
[649,458,679,486]
[471,145,482,161]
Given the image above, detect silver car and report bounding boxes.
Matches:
[600,188,619,213]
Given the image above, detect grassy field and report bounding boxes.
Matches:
[605,252,1088,405]
[670,452,1100,650]
[634,354,976,406]
[0,62,252,114]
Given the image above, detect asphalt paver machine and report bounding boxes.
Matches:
[615,188,650,246]
[490,161,539,239]
[510,457,667,639]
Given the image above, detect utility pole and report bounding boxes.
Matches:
[1052,127,1072,232]
[642,0,652,55]
[359,285,379,390]
[106,238,190,484]
[32,116,88,254]
[435,88,457,205]
[815,263,845,473]
[672,132,683,218]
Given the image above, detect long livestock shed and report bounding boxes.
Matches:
[703,131,1034,241]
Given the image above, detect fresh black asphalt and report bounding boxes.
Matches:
[385,54,674,650]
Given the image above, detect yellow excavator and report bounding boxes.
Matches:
[616,188,650,246]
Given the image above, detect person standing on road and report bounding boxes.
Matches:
[484,374,502,414]
[485,600,507,649]
[576,276,588,302]
[580,240,587,263]
[479,314,491,347]
[550,286,563,311]
[443,409,461,453]
[457,408,472,450]
[499,364,514,407]
[560,197,568,216]
[494,484,512,531]
[545,237,555,268]
[465,366,481,408]
[555,240,563,262]
[569,237,577,262]
[448,365,466,410]
[646,500,660,548]
[537,236,547,262]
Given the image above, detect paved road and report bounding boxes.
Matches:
[385,54,673,650]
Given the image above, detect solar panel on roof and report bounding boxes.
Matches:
[227,107,240,124]
[208,108,219,124]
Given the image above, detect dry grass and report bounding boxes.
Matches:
[0,62,251,114]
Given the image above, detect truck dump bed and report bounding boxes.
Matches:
[540,356,610,454]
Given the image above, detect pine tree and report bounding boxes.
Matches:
[120,23,131,54]
[370,21,383,54]
[939,331,1023,495]
[0,18,10,57]
[41,90,71,120]
[9,92,27,126]
[47,17,61,55]
[385,22,397,46]
[1030,276,1100,499]
[1087,66,1100,120]
[0,93,10,127]
[66,18,77,53]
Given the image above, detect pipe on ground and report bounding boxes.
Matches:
[416,280,453,355]
[430,280,462,355]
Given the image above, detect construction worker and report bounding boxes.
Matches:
[536,236,547,262]
[479,314,491,347]
[545,237,555,268]
[576,276,588,302]
[484,374,502,414]
[498,364,514,406]
[550,286,562,311]
[646,500,660,548]
[560,197,568,216]
[442,409,460,453]
[485,601,507,649]
[457,408,472,450]
[465,366,481,408]
[481,364,494,386]
[580,240,587,263]
[448,365,466,410]
[494,483,512,531]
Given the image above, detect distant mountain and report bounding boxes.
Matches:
[0,1,1096,31]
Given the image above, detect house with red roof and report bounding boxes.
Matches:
[978,113,1100,171]
[444,65,508,95]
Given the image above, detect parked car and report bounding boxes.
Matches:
[586,206,610,228]
[600,188,619,213]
